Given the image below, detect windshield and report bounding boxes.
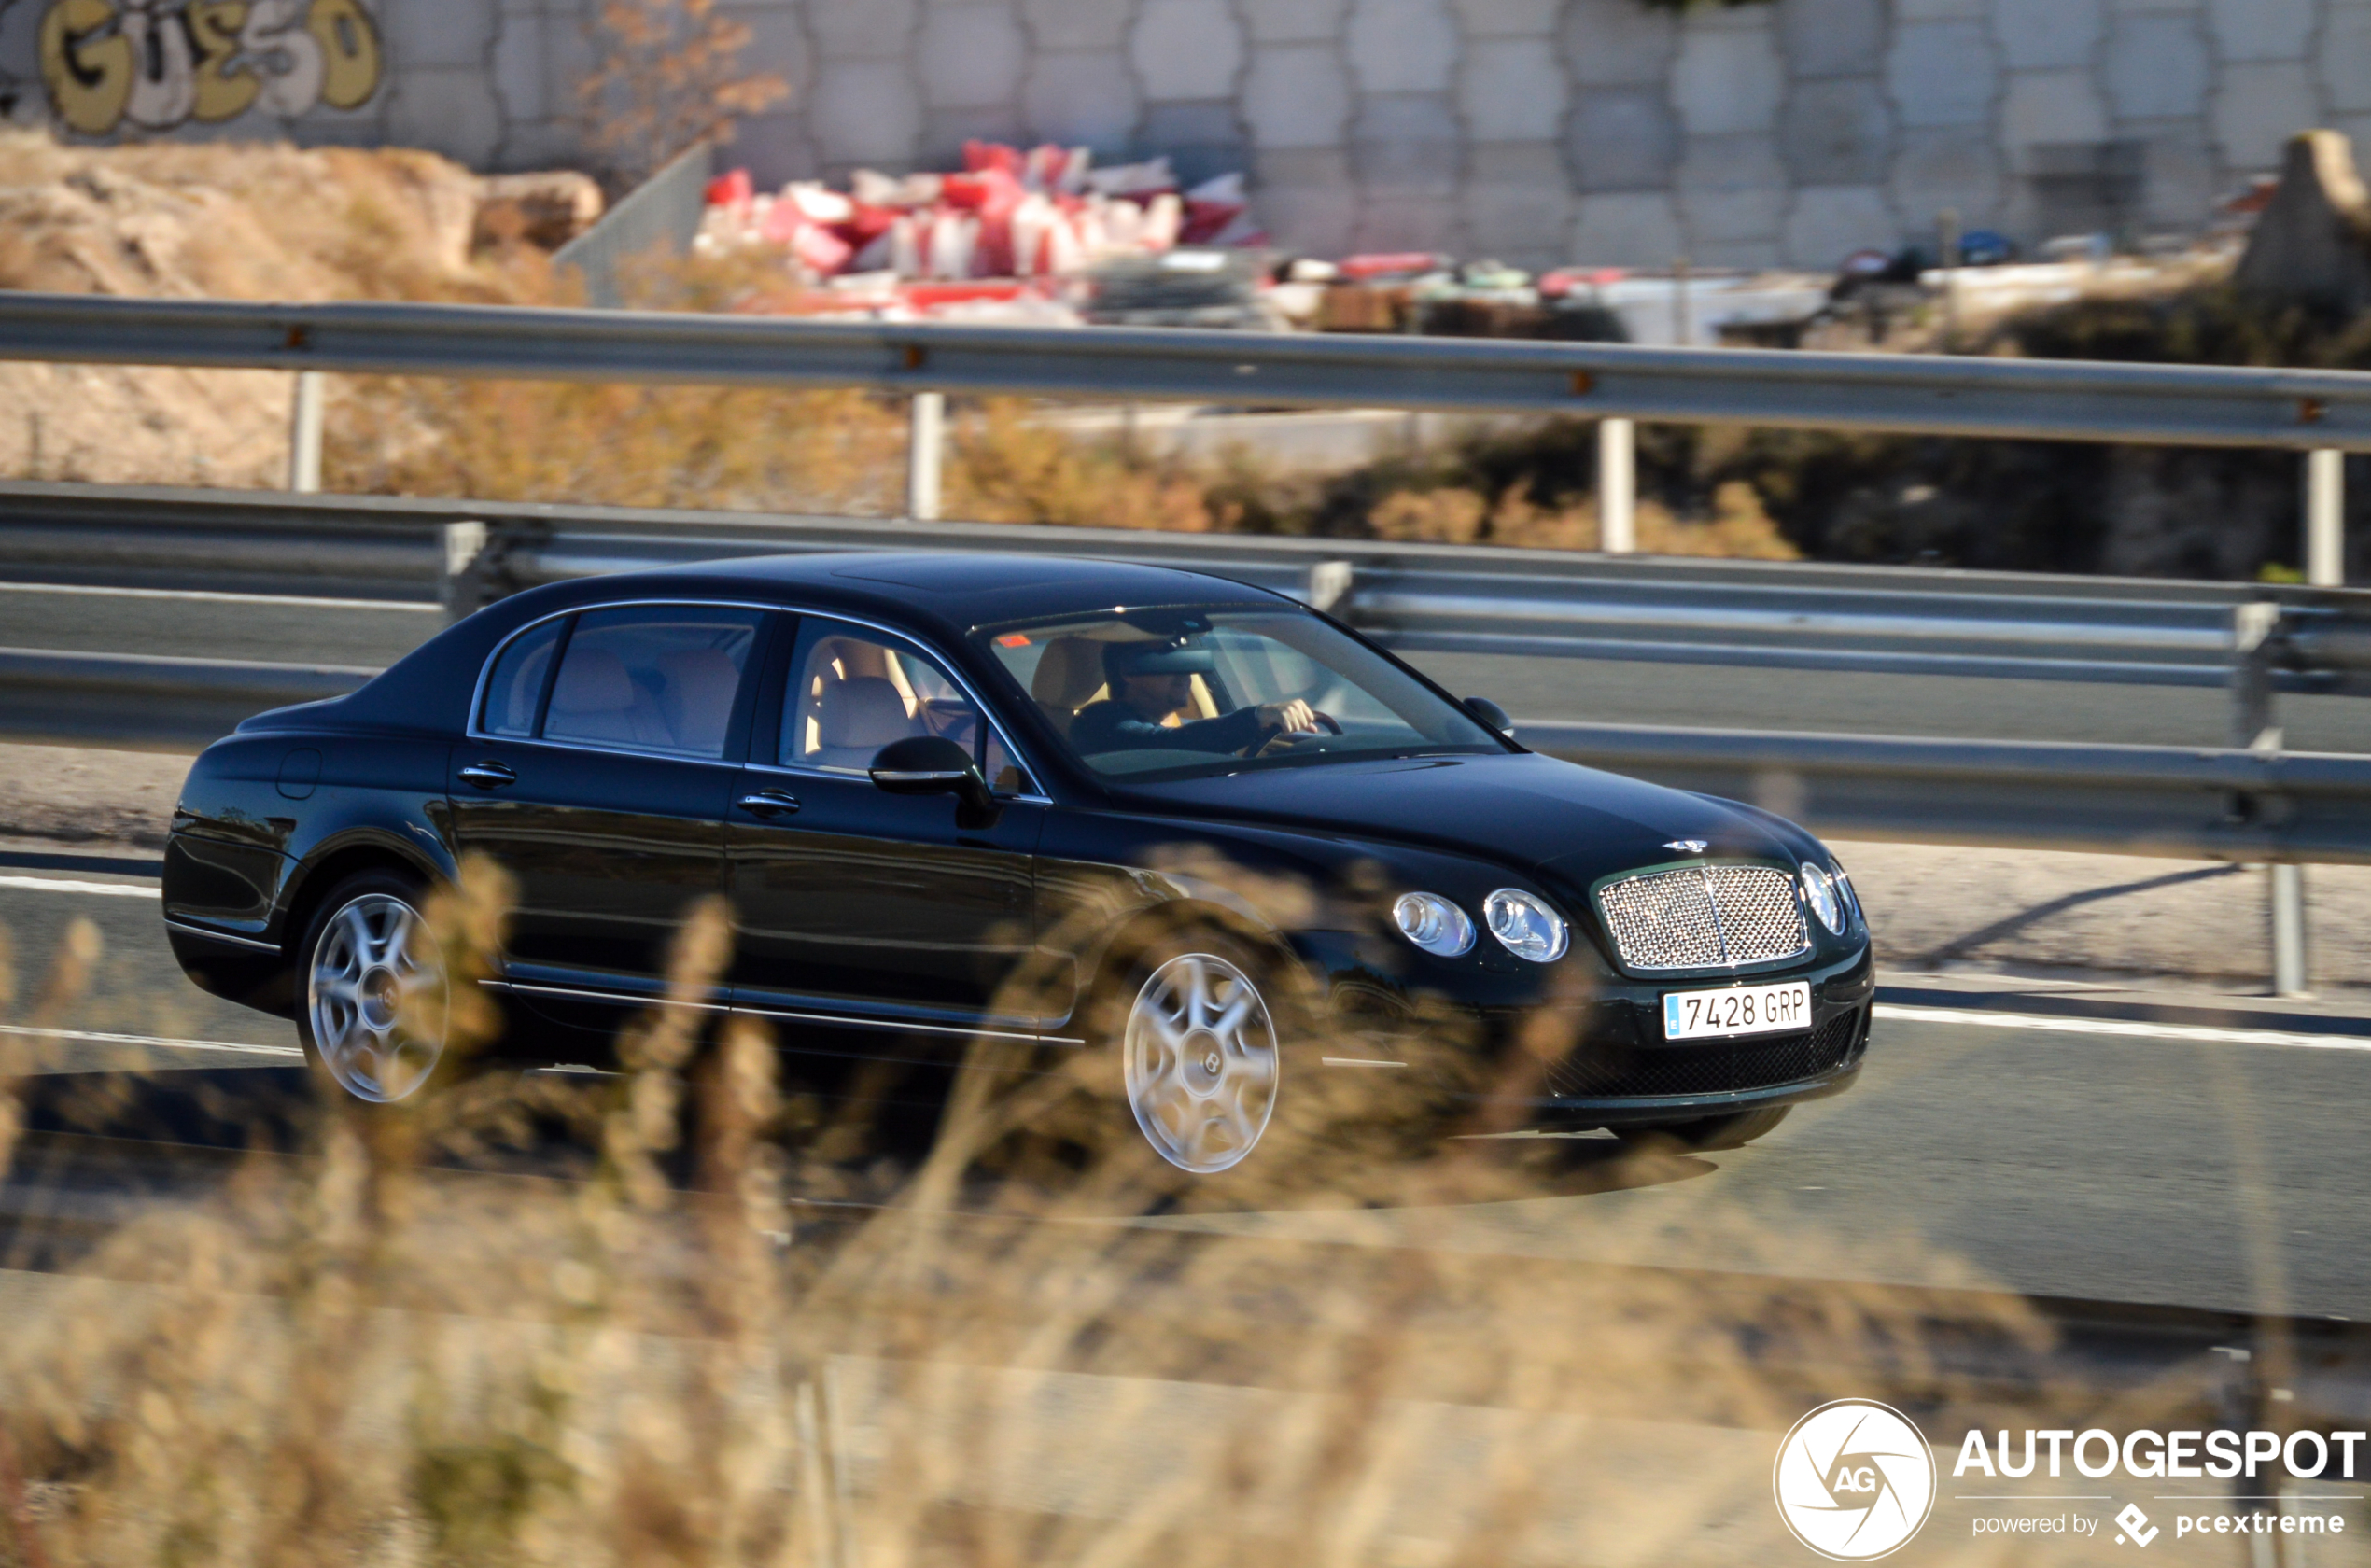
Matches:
[976,606,1504,780]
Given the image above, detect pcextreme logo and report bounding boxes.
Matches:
[1775,1400,1940,1560]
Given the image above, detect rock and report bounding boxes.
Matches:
[473,170,605,251]
[2233,129,2371,315]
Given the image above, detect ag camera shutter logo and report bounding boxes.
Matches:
[1774,1400,1938,1560]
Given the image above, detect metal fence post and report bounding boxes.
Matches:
[2232,601,2282,751]
[2271,861,2308,997]
[1599,417,1636,553]
[439,520,489,621]
[907,392,944,523]
[288,371,323,493]
[2307,448,2344,586]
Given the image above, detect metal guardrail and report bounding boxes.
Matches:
[6,290,2371,448]
[0,647,372,749]
[1522,721,2371,862]
[7,480,2364,692]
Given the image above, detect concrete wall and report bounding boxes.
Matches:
[8,0,2369,271]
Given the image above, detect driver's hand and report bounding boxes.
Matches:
[1257,698,1321,734]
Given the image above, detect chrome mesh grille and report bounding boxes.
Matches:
[1596,864,1810,971]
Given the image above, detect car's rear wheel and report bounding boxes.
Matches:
[1617,1104,1790,1152]
[299,870,448,1105]
[1118,935,1282,1176]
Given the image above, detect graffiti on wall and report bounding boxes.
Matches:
[36,0,380,135]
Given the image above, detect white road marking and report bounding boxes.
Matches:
[0,581,437,611]
[1874,1002,2371,1053]
[0,1025,300,1057]
[1321,1057,1409,1069]
[0,875,159,898]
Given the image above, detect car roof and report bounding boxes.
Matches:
[281,552,1296,739]
[624,550,1289,635]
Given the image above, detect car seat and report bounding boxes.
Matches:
[808,675,921,771]
[545,645,671,749]
[656,647,740,757]
[1030,637,1109,737]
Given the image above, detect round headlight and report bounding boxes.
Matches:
[1833,861,1863,927]
[1800,861,1847,935]
[1483,889,1569,963]
[1393,891,1475,957]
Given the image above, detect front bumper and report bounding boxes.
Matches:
[1301,931,1875,1126]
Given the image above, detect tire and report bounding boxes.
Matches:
[1616,1104,1790,1152]
[1108,929,1286,1176]
[296,869,449,1105]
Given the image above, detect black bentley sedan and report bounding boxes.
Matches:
[162,552,1873,1174]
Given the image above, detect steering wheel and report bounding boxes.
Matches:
[1252,710,1342,757]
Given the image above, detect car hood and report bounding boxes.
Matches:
[1120,752,1807,888]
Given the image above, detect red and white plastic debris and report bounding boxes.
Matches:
[696,139,1264,301]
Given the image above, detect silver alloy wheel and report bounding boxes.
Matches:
[1123,951,1279,1174]
[306,891,446,1103]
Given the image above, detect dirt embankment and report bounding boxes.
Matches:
[0,133,557,489]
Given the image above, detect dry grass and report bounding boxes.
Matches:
[0,861,2246,1567]
[1363,479,1797,558]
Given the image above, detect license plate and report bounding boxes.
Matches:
[1663,981,1812,1041]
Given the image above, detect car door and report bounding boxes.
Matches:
[447,602,772,1009]
[725,615,1048,1033]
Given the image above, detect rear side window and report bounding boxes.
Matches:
[480,617,566,738]
[540,606,765,759]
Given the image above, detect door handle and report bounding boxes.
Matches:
[737,790,801,819]
[458,761,517,790]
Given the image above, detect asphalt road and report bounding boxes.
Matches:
[14,579,2371,753]
[4,872,2364,1321]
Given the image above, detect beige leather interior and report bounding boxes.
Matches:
[1029,637,1109,736]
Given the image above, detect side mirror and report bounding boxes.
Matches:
[1464,696,1514,737]
[870,735,999,822]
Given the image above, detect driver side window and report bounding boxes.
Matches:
[781,622,1032,792]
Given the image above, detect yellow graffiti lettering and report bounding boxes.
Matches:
[37,0,133,135]
[307,0,380,110]
[189,0,258,122]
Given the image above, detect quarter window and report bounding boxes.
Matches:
[540,606,764,760]
[480,616,565,738]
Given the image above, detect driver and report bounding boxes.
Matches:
[1068,638,1323,755]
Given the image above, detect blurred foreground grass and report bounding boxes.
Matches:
[0,872,2258,1567]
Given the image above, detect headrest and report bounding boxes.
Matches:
[658,648,738,753]
[1104,637,1214,684]
[818,676,915,748]
[549,646,634,714]
[1031,637,1109,708]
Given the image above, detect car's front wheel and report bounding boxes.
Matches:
[1117,934,1283,1176]
[298,870,449,1104]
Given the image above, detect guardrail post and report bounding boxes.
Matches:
[440,520,489,621]
[2306,449,2344,587]
[1309,560,1354,616]
[1599,417,1636,553]
[907,391,944,523]
[288,371,323,494]
[2233,601,2282,751]
[2271,861,2308,997]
